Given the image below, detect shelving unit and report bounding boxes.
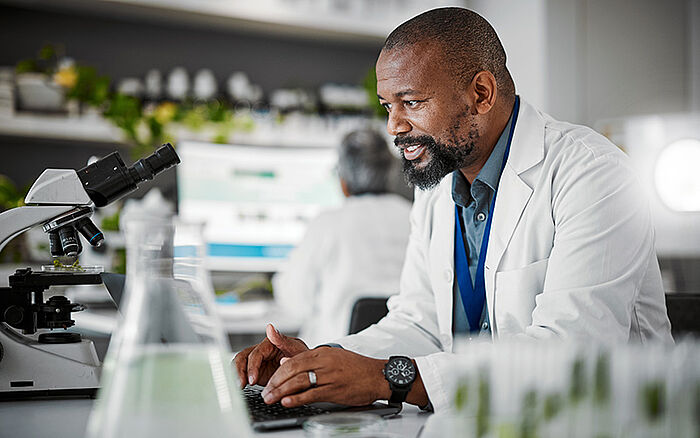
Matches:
[0,111,385,148]
[0,113,123,144]
[0,0,464,43]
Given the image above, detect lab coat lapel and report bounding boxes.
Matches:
[430,175,456,342]
[485,99,544,328]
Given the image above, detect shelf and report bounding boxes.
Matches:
[0,0,463,44]
[0,111,387,149]
[0,113,123,145]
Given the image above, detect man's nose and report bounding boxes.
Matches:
[386,110,411,136]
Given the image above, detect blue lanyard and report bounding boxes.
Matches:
[454,97,520,332]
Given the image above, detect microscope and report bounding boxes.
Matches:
[0,144,180,398]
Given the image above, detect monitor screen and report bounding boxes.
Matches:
[176,141,343,271]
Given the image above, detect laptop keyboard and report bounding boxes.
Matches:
[244,385,331,423]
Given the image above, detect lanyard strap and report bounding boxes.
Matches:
[454,96,520,332]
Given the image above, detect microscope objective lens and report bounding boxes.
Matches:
[58,226,80,257]
[48,231,64,257]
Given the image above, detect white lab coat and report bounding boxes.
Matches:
[273,193,412,347]
[335,99,673,412]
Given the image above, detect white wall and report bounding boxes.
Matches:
[466,0,549,112]
[543,0,586,123]
[691,0,700,112]
[583,0,687,125]
[467,0,690,126]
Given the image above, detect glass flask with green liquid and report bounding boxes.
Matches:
[86,215,252,438]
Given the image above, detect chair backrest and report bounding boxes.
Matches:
[665,293,700,338]
[348,297,389,335]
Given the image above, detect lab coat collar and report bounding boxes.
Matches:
[506,98,546,175]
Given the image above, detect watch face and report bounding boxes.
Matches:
[386,357,416,386]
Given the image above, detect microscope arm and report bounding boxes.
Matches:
[0,206,74,253]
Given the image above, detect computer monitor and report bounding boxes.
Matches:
[176,141,343,271]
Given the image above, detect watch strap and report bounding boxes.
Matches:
[388,385,410,405]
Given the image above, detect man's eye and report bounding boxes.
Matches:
[381,102,391,112]
[405,100,422,108]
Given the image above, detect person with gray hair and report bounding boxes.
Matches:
[337,129,393,196]
[272,129,412,347]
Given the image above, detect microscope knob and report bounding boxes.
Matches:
[3,305,24,326]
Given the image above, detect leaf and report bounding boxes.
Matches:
[569,357,587,404]
[15,59,38,74]
[454,382,468,411]
[38,44,56,61]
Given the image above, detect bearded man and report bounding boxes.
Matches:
[234,7,672,413]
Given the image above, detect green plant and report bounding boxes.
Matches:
[454,382,469,411]
[65,65,110,107]
[569,357,587,404]
[363,67,386,118]
[594,353,611,404]
[476,368,490,438]
[542,393,562,421]
[520,390,539,438]
[100,210,121,232]
[0,175,26,210]
[16,44,257,158]
[641,381,666,422]
[0,175,30,263]
[15,44,62,75]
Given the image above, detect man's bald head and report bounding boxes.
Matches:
[383,7,515,104]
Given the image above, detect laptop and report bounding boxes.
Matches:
[244,385,401,431]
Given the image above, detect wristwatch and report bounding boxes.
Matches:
[383,355,417,410]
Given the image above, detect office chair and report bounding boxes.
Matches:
[665,293,700,338]
[348,297,389,335]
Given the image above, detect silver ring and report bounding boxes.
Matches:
[308,370,317,388]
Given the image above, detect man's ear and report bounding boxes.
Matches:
[470,71,498,115]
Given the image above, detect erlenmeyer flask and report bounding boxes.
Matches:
[86,214,252,438]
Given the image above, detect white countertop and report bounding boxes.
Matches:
[0,398,429,438]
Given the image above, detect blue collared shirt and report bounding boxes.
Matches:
[451,108,515,335]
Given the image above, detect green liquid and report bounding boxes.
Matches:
[88,345,251,438]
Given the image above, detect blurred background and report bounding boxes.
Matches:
[0,0,698,350]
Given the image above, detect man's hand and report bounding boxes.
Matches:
[233,324,309,388]
[260,347,391,408]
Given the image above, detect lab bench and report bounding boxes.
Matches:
[0,398,429,438]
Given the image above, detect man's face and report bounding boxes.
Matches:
[376,42,481,189]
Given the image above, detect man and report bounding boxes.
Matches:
[272,129,411,347]
[234,7,672,413]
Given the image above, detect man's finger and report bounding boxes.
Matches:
[261,371,320,404]
[280,386,331,408]
[247,340,273,385]
[266,324,295,353]
[233,346,254,389]
[266,351,319,391]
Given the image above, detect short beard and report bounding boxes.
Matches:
[396,133,477,190]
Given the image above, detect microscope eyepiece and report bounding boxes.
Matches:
[130,143,180,183]
[76,143,180,207]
